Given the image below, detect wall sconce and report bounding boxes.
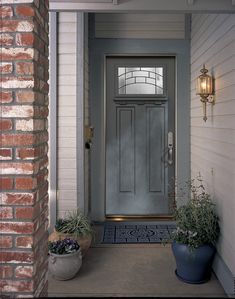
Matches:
[196,64,214,122]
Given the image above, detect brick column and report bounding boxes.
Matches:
[0,1,49,297]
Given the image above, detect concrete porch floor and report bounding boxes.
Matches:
[48,225,226,297]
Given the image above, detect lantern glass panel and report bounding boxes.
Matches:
[196,75,212,95]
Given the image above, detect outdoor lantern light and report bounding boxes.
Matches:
[196,64,214,122]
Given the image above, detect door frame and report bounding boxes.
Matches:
[90,38,190,222]
[97,53,178,221]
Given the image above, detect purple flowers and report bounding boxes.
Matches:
[48,238,80,255]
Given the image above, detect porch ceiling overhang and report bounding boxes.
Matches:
[49,0,235,12]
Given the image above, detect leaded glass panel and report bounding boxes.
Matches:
[118,67,163,95]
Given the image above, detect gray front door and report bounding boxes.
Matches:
[106,57,175,216]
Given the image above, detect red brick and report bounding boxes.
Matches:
[16,146,47,160]
[1,251,33,264]
[0,6,13,18]
[0,48,34,61]
[0,280,33,293]
[16,148,46,162]
[34,224,47,246]
[40,206,48,226]
[15,177,36,190]
[1,162,35,175]
[16,61,34,75]
[34,35,45,53]
[0,236,12,249]
[0,76,34,89]
[0,207,13,219]
[0,33,14,46]
[15,207,34,219]
[0,222,34,234]
[0,91,13,103]
[1,106,34,118]
[16,119,45,131]
[15,6,34,17]
[37,181,48,200]
[15,236,33,249]
[0,149,12,160]
[1,192,35,206]
[16,32,34,46]
[1,132,49,148]
[0,119,12,131]
[16,148,36,160]
[39,156,48,171]
[34,106,49,118]
[16,90,35,103]
[15,266,33,279]
[0,62,13,74]
[40,193,49,212]
[0,20,34,32]
[0,177,13,189]
[1,134,35,147]
[36,170,48,186]
[0,266,13,279]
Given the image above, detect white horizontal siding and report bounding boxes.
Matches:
[95,13,185,39]
[57,12,77,216]
[191,14,235,276]
[84,13,90,215]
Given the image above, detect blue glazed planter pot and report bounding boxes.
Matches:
[172,241,216,284]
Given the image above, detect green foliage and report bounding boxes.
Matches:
[55,209,93,237]
[48,238,80,255]
[55,218,69,232]
[170,174,220,250]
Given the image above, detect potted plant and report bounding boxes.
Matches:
[49,209,93,257]
[170,175,220,284]
[48,238,82,280]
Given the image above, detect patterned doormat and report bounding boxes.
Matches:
[102,223,176,244]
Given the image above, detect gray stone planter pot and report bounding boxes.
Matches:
[49,249,82,280]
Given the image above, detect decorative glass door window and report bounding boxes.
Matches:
[118,67,164,95]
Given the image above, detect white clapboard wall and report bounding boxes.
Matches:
[95,13,185,39]
[191,14,235,275]
[57,12,78,217]
[84,13,90,214]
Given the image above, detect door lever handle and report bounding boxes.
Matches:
[168,146,173,165]
[168,132,173,165]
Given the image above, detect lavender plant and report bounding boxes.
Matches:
[170,174,220,250]
[48,238,80,255]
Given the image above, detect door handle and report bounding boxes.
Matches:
[168,132,173,165]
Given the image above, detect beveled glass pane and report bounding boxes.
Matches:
[146,78,155,85]
[141,67,156,72]
[156,67,163,76]
[118,67,125,76]
[136,77,146,83]
[133,71,149,77]
[156,86,163,94]
[126,77,135,85]
[119,86,125,94]
[119,74,125,89]
[126,84,155,94]
[118,66,164,95]
[126,67,140,72]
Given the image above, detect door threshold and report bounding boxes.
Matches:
[105,215,174,222]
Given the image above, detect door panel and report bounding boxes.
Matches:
[147,106,164,193]
[106,57,175,216]
[118,107,135,193]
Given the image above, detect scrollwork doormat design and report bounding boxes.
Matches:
[102,223,176,244]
